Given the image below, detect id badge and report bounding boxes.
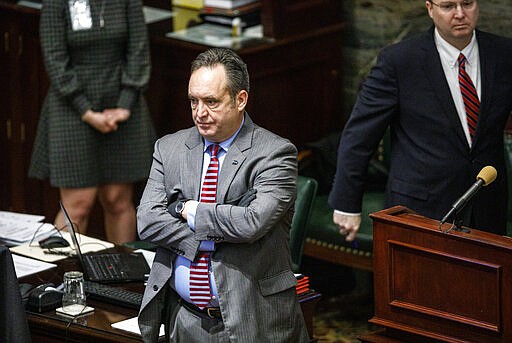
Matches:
[69,0,92,31]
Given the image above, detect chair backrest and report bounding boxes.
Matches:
[0,245,31,343]
[290,176,318,272]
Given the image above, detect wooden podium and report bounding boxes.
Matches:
[360,206,512,343]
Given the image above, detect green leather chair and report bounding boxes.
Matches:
[303,191,385,271]
[301,130,390,271]
[290,176,318,272]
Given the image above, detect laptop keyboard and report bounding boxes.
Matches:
[83,281,142,310]
[85,254,122,281]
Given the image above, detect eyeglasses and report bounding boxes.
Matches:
[429,0,476,12]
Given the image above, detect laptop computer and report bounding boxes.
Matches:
[59,201,149,283]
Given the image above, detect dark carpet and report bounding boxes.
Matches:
[302,257,380,342]
[313,292,379,342]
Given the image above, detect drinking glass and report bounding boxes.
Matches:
[62,271,86,314]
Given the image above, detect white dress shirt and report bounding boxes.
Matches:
[434,27,480,146]
[172,119,244,307]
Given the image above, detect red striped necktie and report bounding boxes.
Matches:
[189,144,220,309]
[458,53,480,141]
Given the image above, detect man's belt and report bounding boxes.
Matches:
[179,299,222,320]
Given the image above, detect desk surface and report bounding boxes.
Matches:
[20,246,320,342]
[21,246,145,342]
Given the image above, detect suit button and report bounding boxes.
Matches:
[153,285,159,291]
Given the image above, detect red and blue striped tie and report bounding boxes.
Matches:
[458,53,480,141]
[189,144,219,309]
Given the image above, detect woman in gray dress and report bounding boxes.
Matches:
[29,0,156,244]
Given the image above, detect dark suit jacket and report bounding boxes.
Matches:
[329,27,512,235]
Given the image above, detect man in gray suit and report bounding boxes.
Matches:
[137,48,309,342]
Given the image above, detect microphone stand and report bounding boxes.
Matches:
[439,166,497,234]
[452,217,470,233]
[441,214,470,233]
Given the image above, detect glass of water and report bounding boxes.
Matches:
[62,271,86,314]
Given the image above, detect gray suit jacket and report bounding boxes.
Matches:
[137,114,309,342]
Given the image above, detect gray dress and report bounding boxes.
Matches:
[29,0,156,188]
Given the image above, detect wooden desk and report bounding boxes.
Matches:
[21,247,321,342]
[360,206,512,343]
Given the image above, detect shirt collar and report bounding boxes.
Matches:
[203,115,245,153]
[434,28,478,68]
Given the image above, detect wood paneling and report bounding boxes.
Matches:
[361,206,512,343]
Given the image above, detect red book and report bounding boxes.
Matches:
[296,285,310,295]
[295,274,310,294]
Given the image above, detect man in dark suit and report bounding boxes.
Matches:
[136,48,309,342]
[330,0,512,240]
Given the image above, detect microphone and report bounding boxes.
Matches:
[440,166,497,225]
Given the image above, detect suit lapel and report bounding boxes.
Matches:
[217,115,253,203]
[422,28,469,150]
[182,115,254,203]
[473,30,496,148]
[184,129,205,201]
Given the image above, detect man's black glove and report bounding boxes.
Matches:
[237,188,257,207]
